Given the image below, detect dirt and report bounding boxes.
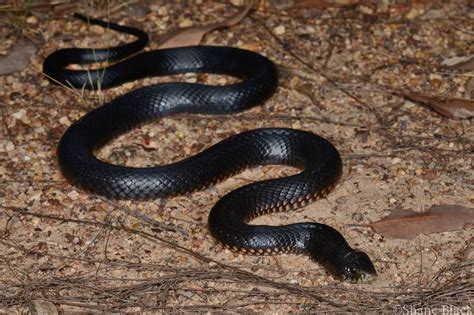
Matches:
[0,0,473,313]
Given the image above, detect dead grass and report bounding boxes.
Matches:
[1,206,472,312]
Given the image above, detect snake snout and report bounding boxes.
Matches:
[338,250,377,282]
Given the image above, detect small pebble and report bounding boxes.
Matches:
[68,190,80,200]
[59,116,71,126]
[359,5,374,15]
[12,109,27,123]
[90,25,105,35]
[391,157,401,164]
[5,141,15,151]
[273,25,285,35]
[26,16,38,24]
[405,7,425,19]
[179,18,193,28]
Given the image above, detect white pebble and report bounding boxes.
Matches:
[273,25,285,35]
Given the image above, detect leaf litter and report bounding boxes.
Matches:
[399,90,474,119]
[157,0,254,49]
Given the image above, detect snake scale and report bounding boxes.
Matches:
[43,13,376,282]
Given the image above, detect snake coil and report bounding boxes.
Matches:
[43,14,376,282]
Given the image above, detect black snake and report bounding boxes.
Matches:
[43,13,376,282]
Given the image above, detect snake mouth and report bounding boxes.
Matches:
[339,267,377,283]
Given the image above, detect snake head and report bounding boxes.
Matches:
[328,250,377,282]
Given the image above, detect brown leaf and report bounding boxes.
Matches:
[157,1,254,49]
[369,205,474,239]
[402,91,474,119]
[0,39,37,76]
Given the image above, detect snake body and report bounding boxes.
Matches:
[43,14,376,281]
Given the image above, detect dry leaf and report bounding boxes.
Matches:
[369,205,474,239]
[157,1,253,49]
[0,39,37,76]
[402,91,474,119]
[442,55,474,71]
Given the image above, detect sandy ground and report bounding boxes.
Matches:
[1,1,473,313]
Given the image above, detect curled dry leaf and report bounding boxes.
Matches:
[157,1,254,49]
[401,91,474,119]
[369,205,474,239]
[0,39,37,76]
